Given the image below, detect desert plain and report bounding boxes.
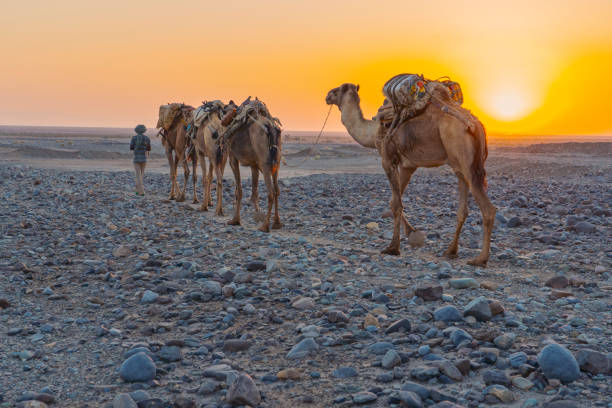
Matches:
[0,126,610,408]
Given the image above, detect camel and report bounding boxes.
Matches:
[326,83,496,267]
[222,100,282,232]
[157,104,198,202]
[190,101,263,215]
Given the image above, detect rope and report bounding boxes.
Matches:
[283,104,333,167]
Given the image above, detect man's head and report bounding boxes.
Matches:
[135,124,147,134]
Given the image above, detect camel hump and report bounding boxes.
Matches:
[157,103,184,130]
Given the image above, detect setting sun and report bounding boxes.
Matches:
[485,87,535,121]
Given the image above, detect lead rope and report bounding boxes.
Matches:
[283,104,333,167]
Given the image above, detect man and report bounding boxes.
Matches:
[130,124,151,195]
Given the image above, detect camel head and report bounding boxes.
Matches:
[325,83,360,106]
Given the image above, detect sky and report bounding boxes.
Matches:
[1,0,611,135]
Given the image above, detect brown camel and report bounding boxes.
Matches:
[326,83,496,267]
[191,101,262,215]
[157,104,198,202]
[222,100,282,232]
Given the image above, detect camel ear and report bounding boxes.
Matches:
[340,84,349,93]
[355,84,360,92]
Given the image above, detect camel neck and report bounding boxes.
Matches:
[339,94,377,149]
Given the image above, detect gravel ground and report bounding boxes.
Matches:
[0,146,610,408]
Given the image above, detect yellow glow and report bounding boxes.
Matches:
[485,87,535,121]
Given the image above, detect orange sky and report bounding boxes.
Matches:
[1,0,611,135]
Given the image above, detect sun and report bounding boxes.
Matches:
[484,86,535,121]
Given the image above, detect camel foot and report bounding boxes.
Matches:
[381,246,400,256]
[443,248,458,259]
[271,220,283,230]
[467,257,488,268]
[258,224,270,233]
[227,218,240,226]
[215,209,224,217]
[192,198,199,204]
[169,195,175,200]
[199,205,208,212]
[175,195,185,203]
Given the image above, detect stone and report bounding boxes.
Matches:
[401,381,430,400]
[512,376,533,390]
[574,221,595,234]
[327,310,349,323]
[411,366,440,381]
[223,339,252,352]
[352,391,377,404]
[332,366,358,378]
[382,349,401,369]
[159,346,182,362]
[277,368,302,381]
[367,341,395,355]
[449,278,479,289]
[141,290,159,304]
[507,217,522,228]
[398,391,423,408]
[172,396,195,408]
[575,349,610,374]
[538,344,581,383]
[415,285,443,301]
[407,230,426,248]
[245,261,266,271]
[226,374,261,406]
[386,318,411,333]
[113,394,138,408]
[482,369,511,386]
[493,333,515,350]
[438,361,462,381]
[543,401,581,408]
[113,245,132,257]
[434,306,462,322]
[363,313,379,328]
[485,385,515,403]
[545,276,569,289]
[509,352,527,368]
[292,297,315,309]
[550,290,572,299]
[450,329,472,346]
[287,338,319,359]
[480,281,498,290]
[366,222,379,231]
[463,296,492,321]
[488,300,504,316]
[119,352,156,382]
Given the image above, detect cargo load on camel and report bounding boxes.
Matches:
[157,103,184,131]
[183,100,226,159]
[221,97,282,142]
[375,74,475,136]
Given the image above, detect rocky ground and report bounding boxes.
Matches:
[0,145,611,408]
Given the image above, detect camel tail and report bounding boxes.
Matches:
[470,119,488,190]
[265,122,281,175]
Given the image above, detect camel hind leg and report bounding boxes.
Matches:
[227,155,242,225]
[215,153,227,216]
[250,166,260,212]
[381,158,403,256]
[206,161,214,208]
[467,182,496,267]
[444,174,469,259]
[165,148,176,200]
[258,169,274,233]
[398,167,416,236]
[198,152,208,211]
[191,154,199,204]
[271,169,282,229]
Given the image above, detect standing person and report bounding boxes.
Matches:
[130,124,151,195]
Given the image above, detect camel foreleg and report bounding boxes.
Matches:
[381,160,402,256]
[444,175,469,259]
[227,155,242,225]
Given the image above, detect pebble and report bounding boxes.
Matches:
[434,306,462,322]
[352,391,377,404]
[538,344,581,383]
[225,373,261,406]
[287,338,319,359]
[415,285,443,301]
[449,278,479,289]
[332,366,358,379]
[119,352,156,382]
[113,393,138,408]
[463,296,492,321]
